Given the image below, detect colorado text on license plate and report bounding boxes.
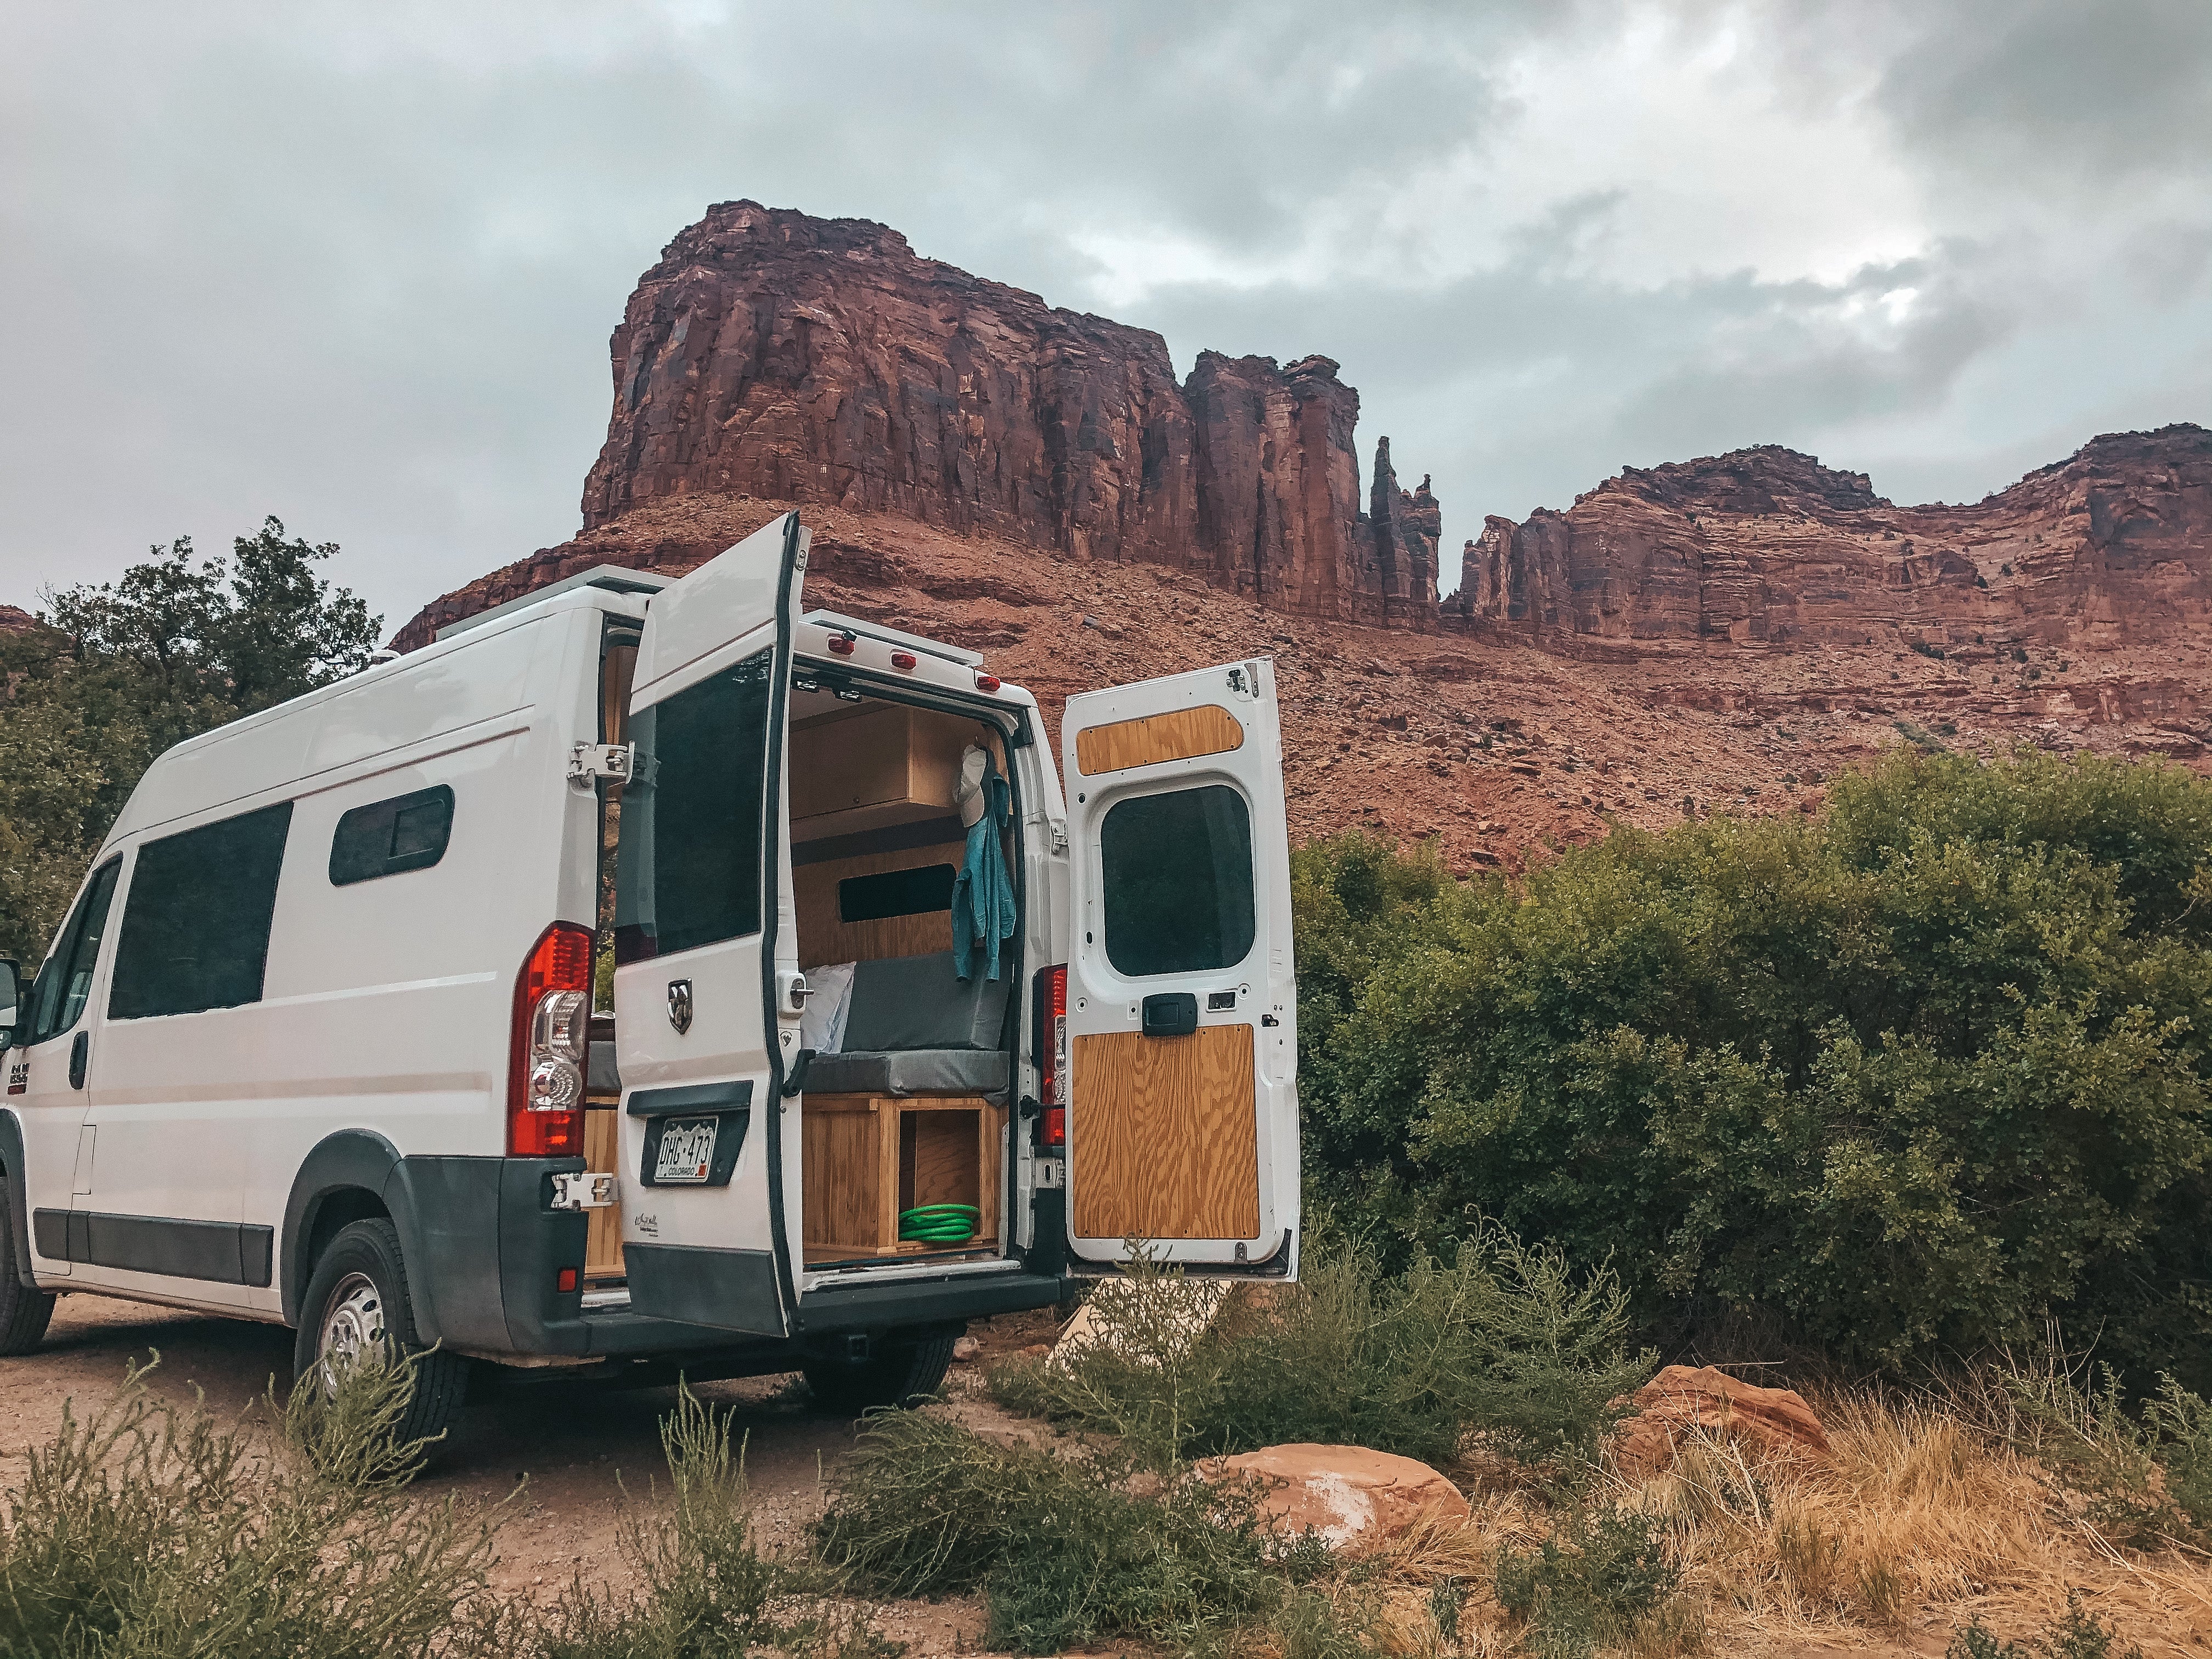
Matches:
[654,1117,717,1183]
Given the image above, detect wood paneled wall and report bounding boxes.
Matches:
[1069,1024,1259,1239]
[1075,704,1244,776]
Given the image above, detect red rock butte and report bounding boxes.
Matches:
[391,202,2212,871]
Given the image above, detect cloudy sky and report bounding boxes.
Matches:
[5,1,2208,637]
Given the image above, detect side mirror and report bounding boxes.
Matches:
[0,958,19,1052]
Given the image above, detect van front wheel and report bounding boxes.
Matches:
[803,1329,958,1415]
[293,1219,468,1448]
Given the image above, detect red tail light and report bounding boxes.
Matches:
[975,672,1001,693]
[1033,963,1068,1147]
[510,922,594,1156]
[890,650,917,671]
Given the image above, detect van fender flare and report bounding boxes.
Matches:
[0,1111,31,1290]
[280,1130,441,1341]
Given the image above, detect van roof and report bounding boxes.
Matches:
[436,566,674,641]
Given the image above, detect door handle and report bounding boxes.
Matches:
[1140,993,1198,1038]
[68,1031,88,1091]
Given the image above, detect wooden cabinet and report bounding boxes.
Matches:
[789,703,974,840]
[802,1093,1004,1262]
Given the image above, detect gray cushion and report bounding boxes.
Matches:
[806,1048,1009,1098]
[842,950,1011,1052]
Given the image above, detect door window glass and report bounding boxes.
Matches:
[614,651,772,962]
[25,859,122,1045]
[109,803,294,1020]
[329,785,454,885]
[1098,784,1256,977]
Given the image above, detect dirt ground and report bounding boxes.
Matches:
[0,1290,1064,1651]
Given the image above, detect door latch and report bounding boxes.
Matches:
[1031,1158,1065,1189]
[550,1172,617,1211]
[568,742,635,791]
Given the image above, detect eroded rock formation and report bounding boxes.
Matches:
[549,201,1427,642]
[1448,427,2212,652]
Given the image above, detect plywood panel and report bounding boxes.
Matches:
[583,1108,624,1280]
[793,840,966,969]
[802,1093,1003,1258]
[1070,1025,1258,1240]
[790,703,984,840]
[1076,704,1243,777]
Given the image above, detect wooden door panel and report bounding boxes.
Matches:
[1071,1025,1258,1239]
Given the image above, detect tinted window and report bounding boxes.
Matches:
[110,803,293,1020]
[330,785,454,885]
[614,651,772,962]
[1099,785,1256,977]
[839,864,956,923]
[26,860,122,1045]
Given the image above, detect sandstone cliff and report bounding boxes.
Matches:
[1449,427,2212,653]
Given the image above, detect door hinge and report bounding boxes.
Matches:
[568,742,635,791]
[550,1172,617,1211]
[1049,821,1069,855]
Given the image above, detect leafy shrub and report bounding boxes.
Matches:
[1296,751,2212,1385]
[1946,1591,2145,1659]
[1492,1505,1686,1658]
[2004,1360,2212,1549]
[0,1356,507,1657]
[537,1385,891,1659]
[811,1406,1311,1654]
[989,1234,1654,1469]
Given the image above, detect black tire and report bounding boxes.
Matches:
[804,1329,959,1415]
[0,1187,54,1357]
[292,1218,469,1449]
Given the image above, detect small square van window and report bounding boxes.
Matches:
[329,786,454,885]
[839,864,957,923]
[25,859,121,1045]
[615,651,772,962]
[1098,784,1256,978]
[110,802,294,1020]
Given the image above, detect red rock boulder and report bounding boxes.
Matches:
[1612,1365,1831,1479]
[1197,1443,1469,1553]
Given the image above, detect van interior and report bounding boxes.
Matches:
[581,634,1020,1289]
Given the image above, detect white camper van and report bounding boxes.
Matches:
[0,515,1299,1440]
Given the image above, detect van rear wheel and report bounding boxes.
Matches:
[804,1329,958,1415]
[293,1219,468,1449]
[0,1188,55,1356]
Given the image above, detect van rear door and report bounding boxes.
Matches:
[612,514,808,1334]
[1059,658,1299,1277]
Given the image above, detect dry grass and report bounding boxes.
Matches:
[1274,1390,2212,1658]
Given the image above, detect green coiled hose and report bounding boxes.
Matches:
[899,1203,980,1243]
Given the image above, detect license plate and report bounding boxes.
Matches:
[653,1116,718,1183]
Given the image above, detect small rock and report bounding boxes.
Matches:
[1197,1444,1469,1554]
[1019,1342,1051,1357]
[952,1335,982,1363]
[1612,1365,1831,1479]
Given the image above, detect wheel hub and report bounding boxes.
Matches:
[317,1271,387,1390]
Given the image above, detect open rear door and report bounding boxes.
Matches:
[1060,658,1299,1276]
[612,514,808,1333]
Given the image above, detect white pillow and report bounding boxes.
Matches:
[800,960,857,1053]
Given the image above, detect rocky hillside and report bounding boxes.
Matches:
[390,204,2211,869]
[1451,429,2212,651]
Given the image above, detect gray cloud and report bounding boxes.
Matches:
[1,0,2205,626]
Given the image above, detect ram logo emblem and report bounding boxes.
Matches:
[667,979,693,1035]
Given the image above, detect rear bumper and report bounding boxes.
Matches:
[405,1154,1068,1364]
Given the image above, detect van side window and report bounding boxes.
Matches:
[1098,785,1256,977]
[839,864,957,923]
[109,803,294,1020]
[329,785,454,885]
[25,859,122,1045]
[614,651,772,962]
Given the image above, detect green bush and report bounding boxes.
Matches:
[811,1406,1312,1654]
[536,1385,890,1659]
[0,1356,507,1657]
[1946,1591,2145,1659]
[1296,751,2212,1385]
[1491,1504,1686,1658]
[989,1236,1652,1469]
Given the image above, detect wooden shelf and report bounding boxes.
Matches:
[802,1092,1004,1258]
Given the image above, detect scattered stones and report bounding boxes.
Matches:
[1197,1443,1470,1554]
[951,1335,981,1363]
[1612,1365,1832,1479]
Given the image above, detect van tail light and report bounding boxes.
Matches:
[510,922,594,1157]
[890,650,917,671]
[1033,963,1068,1148]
